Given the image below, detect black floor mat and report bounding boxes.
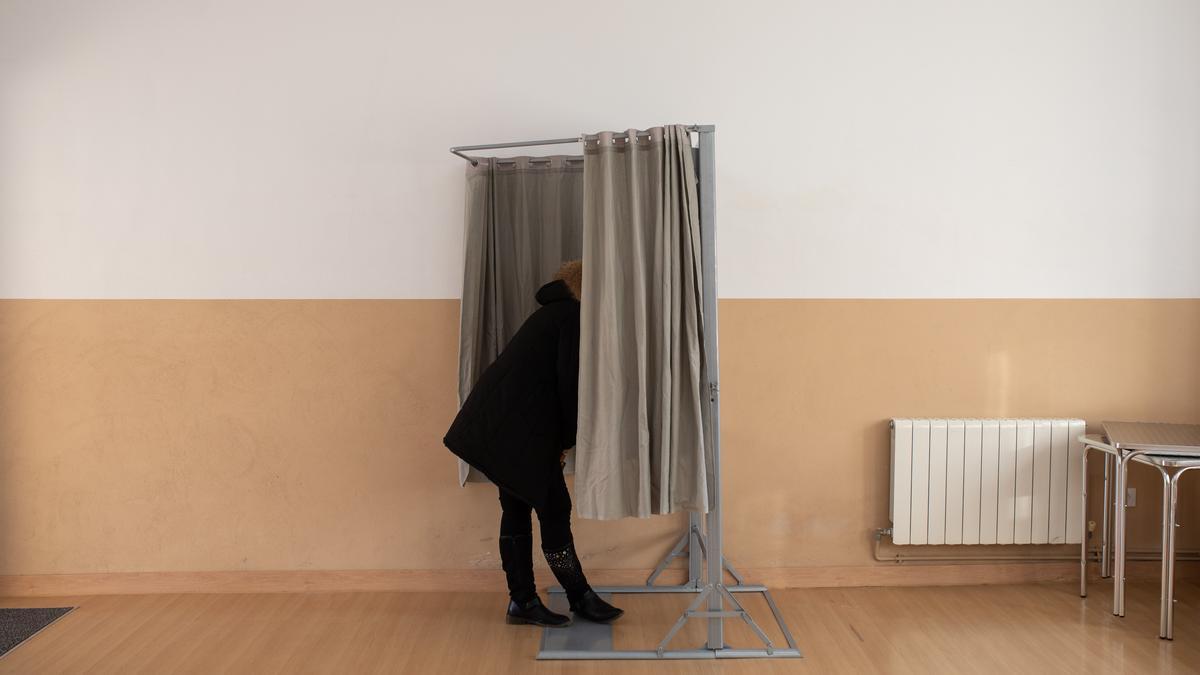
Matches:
[0,607,74,658]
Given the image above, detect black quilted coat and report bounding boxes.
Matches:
[443,280,579,510]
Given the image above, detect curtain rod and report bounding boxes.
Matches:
[449,125,714,165]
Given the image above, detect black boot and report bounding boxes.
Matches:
[543,540,624,624]
[498,535,536,603]
[499,535,570,627]
[569,589,624,624]
[506,597,571,627]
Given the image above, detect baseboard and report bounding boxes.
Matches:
[747,563,1078,588]
[0,569,511,597]
[748,560,1199,589]
[3,562,1193,597]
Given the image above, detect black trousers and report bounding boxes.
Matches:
[498,469,589,603]
[498,469,573,550]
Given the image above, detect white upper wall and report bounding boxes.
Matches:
[2,0,1198,299]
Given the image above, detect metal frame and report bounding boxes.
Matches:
[1127,454,1200,640]
[449,126,801,661]
[1104,422,1200,622]
[1080,429,1200,640]
[449,128,697,165]
[1078,434,1122,599]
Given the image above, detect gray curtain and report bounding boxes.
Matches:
[457,155,584,485]
[574,126,709,519]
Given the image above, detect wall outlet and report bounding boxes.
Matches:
[1127,487,1137,507]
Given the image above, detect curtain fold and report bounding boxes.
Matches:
[575,126,709,519]
[457,155,584,485]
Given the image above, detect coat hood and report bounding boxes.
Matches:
[536,279,577,306]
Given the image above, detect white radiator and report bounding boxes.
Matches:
[890,418,1086,545]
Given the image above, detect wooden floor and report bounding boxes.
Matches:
[2,581,1199,673]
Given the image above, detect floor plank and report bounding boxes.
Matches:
[1,582,1198,673]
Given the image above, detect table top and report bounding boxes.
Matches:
[1128,453,1200,469]
[1102,421,1200,456]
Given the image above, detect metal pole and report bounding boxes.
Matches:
[449,137,579,165]
[1159,467,1172,637]
[1113,455,1126,616]
[1080,447,1088,597]
[688,512,703,585]
[696,126,724,651]
[449,126,716,164]
[1164,470,1181,639]
[1101,454,1112,578]
[1113,450,1146,617]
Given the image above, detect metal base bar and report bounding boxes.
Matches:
[549,584,770,594]
[539,649,803,660]
[538,587,802,661]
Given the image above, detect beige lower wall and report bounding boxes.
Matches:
[721,299,1200,568]
[1,299,1197,583]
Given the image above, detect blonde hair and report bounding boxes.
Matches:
[553,259,582,300]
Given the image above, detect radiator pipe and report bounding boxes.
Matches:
[873,528,1200,564]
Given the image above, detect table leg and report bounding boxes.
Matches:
[1163,470,1181,640]
[1080,448,1089,598]
[1102,453,1112,578]
[1114,455,1127,617]
[1159,467,1172,638]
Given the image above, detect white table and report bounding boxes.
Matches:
[1126,453,1200,639]
[1104,421,1200,640]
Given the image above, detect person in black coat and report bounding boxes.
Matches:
[444,260,623,628]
